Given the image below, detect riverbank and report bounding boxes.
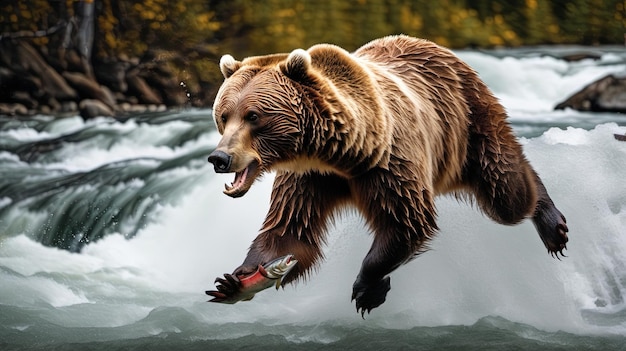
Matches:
[0,40,222,119]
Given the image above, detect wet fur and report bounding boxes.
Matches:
[209,35,569,315]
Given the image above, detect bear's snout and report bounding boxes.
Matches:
[208,150,233,173]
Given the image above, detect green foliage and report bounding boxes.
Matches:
[95,0,220,57]
[1,0,624,59]
[210,0,625,57]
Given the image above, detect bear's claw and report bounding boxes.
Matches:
[352,276,391,318]
[206,273,242,303]
[549,220,569,260]
[206,255,298,304]
[533,205,569,260]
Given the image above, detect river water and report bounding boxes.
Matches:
[1,48,626,350]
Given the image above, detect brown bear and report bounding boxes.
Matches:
[206,35,569,316]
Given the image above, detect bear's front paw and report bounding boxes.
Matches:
[352,276,391,318]
[205,264,259,304]
[205,273,242,303]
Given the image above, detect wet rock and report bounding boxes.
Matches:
[79,99,114,119]
[94,59,130,93]
[10,91,38,109]
[40,105,51,115]
[139,62,188,106]
[116,93,139,105]
[0,67,15,100]
[0,103,28,116]
[595,78,626,112]
[126,69,162,105]
[12,41,77,101]
[64,49,87,74]
[147,104,167,112]
[47,98,61,113]
[121,103,147,113]
[62,71,116,108]
[555,74,626,113]
[0,40,219,117]
[61,101,78,113]
[0,56,43,101]
[561,52,603,62]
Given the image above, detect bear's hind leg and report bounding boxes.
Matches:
[465,143,537,226]
[465,121,568,256]
[530,170,569,257]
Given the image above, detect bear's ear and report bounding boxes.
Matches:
[280,49,311,81]
[220,54,242,78]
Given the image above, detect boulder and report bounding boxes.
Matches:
[0,64,42,101]
[62,71,116,108]
[0,40,219,117]
[79,99,114,119]
[94,59,130,93]
[61,101,78,113]
[46,98,61,112]
[10,91,38,109]
[555,74,626,113]
[126,70,162,105]
[0,103,28,116]
[139,62,188,106]
[14,41,77,101]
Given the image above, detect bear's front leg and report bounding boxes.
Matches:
[352,237,390,317]
[207,172,351,303]
[351,236,410,317]
[350,170,438,317]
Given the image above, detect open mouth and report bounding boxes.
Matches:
[223,159,261,198]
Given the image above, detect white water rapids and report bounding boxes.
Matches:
[0,48,625,349]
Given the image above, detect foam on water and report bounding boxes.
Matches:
[40,120,206,172]
[458,51,626,114]
[1,123,625,337]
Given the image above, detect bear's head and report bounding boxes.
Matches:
[208,49,326,198]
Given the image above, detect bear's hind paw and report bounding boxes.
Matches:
[533,206,569,259]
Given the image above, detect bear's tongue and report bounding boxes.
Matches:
[223,160,259,198]
[227,166,249,191]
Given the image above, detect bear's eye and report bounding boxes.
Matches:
[245,112,259,122]
[220,114,227,123]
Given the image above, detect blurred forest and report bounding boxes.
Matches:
[0,0,625,116]
[2,0,624,55]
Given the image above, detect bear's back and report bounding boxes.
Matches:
[354,35,474,192]
[353,35,472,109]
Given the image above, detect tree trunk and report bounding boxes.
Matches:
[76,0,95,78]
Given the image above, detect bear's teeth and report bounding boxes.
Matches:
[227,166,249,191]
